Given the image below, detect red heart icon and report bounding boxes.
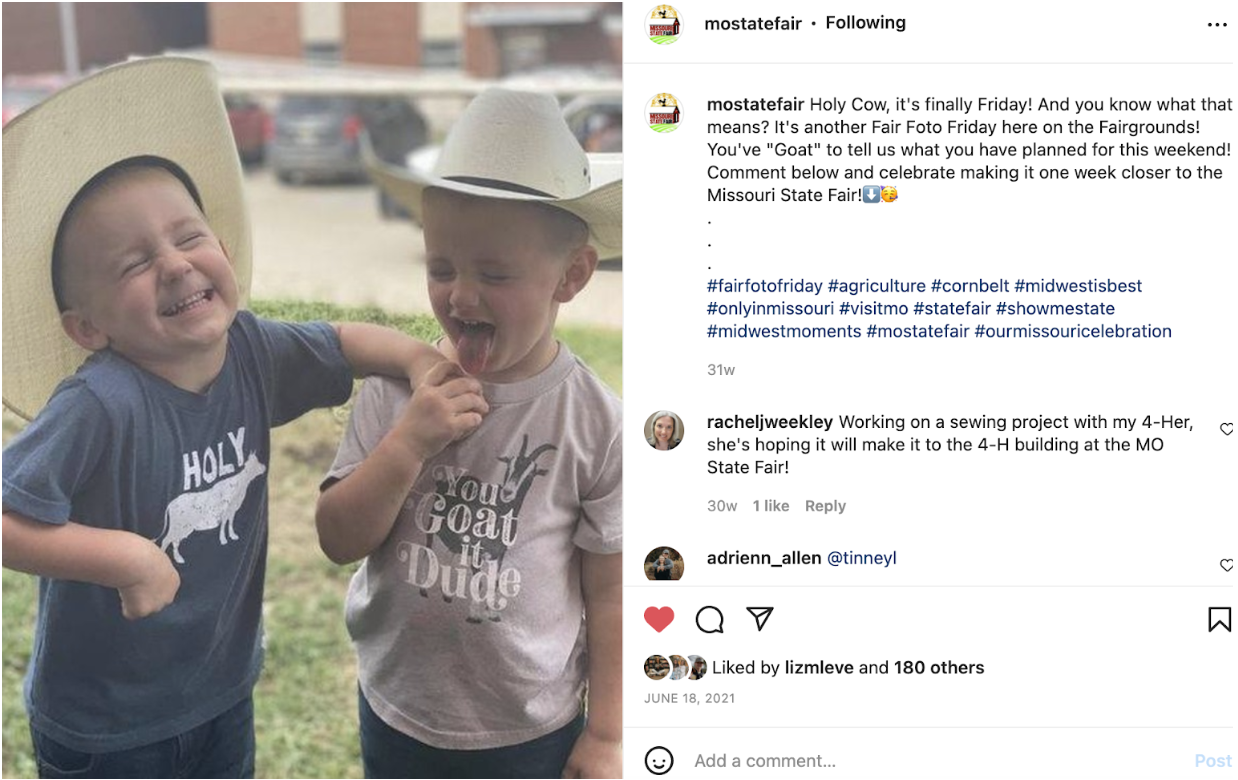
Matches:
[644,606,674,632]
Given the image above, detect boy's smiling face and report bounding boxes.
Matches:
[422,189,595,383]
[58,167,239,386]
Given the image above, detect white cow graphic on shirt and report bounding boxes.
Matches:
[158,452,267,564]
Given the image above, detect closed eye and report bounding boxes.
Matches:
[176,233,205,247]
[121,256,152,276]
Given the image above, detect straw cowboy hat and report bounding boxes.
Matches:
[2,57,251,420]
[364,88,622,261]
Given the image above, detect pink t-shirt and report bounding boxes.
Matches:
[326,344,622,749]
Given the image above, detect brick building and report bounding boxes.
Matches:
[4,3,620,78]
[3,3,207,75]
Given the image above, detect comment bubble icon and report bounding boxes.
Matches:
[696,606,724,633]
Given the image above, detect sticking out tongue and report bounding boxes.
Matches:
[455,323,494,375]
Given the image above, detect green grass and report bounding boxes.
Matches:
[2,300,620,778]
[649,35,679,44]
[650,123,680,133]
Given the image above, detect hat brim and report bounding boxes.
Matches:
[2,57,251,420]
[363,142,622,262]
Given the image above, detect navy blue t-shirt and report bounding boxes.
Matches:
[2,311,353,752]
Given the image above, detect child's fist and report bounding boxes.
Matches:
[563,729,622,778]
[117,539,181,620]
[396,361,488,462]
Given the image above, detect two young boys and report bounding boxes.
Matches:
[2,59,621,778]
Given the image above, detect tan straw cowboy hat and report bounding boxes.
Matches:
[364,88,621,261]
[2,57,251,420]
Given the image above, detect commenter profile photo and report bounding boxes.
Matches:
[644,546,684,581]
[645,410,683,450]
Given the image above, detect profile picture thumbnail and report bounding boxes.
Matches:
[645,546,684,581]
[645,655,671,680]
[669,655,689,680]
[645,410,683,451]
[647,5,682,44]
[689,655,707,680]
[647,93,682,133]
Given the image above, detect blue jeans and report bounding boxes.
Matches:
[358,689,585,779]
[30,695,255,779]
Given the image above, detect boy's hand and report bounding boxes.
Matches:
[3,512,181,618]
[316,364,485,565]
[115,539,181,620]
[563,728,622,779]
[393,361,488,462]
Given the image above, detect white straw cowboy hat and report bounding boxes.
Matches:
[2,57,251,420]
[364,88,622,261]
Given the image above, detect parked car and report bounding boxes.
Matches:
[270,95,428,185]
[2,73,70,126]
[562,95,622,153]
[224,94,267,165]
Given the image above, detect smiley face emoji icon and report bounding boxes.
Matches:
[881,185,898,202]
[645,746,674,775]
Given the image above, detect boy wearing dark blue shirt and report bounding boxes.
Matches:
[1,58,485,777]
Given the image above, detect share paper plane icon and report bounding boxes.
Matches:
[746,606,773,632]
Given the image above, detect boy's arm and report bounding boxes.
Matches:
[334,322,446,388]
[2,511,179,619]
[564,551,623,779]
[316,362,487,564]
[315,422,427,565]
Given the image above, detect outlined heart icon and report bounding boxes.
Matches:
[644,606,675,632]
[1221,423,1234,436]
[1222,559,1234,572]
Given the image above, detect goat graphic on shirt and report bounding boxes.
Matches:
[400,435,557,622]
